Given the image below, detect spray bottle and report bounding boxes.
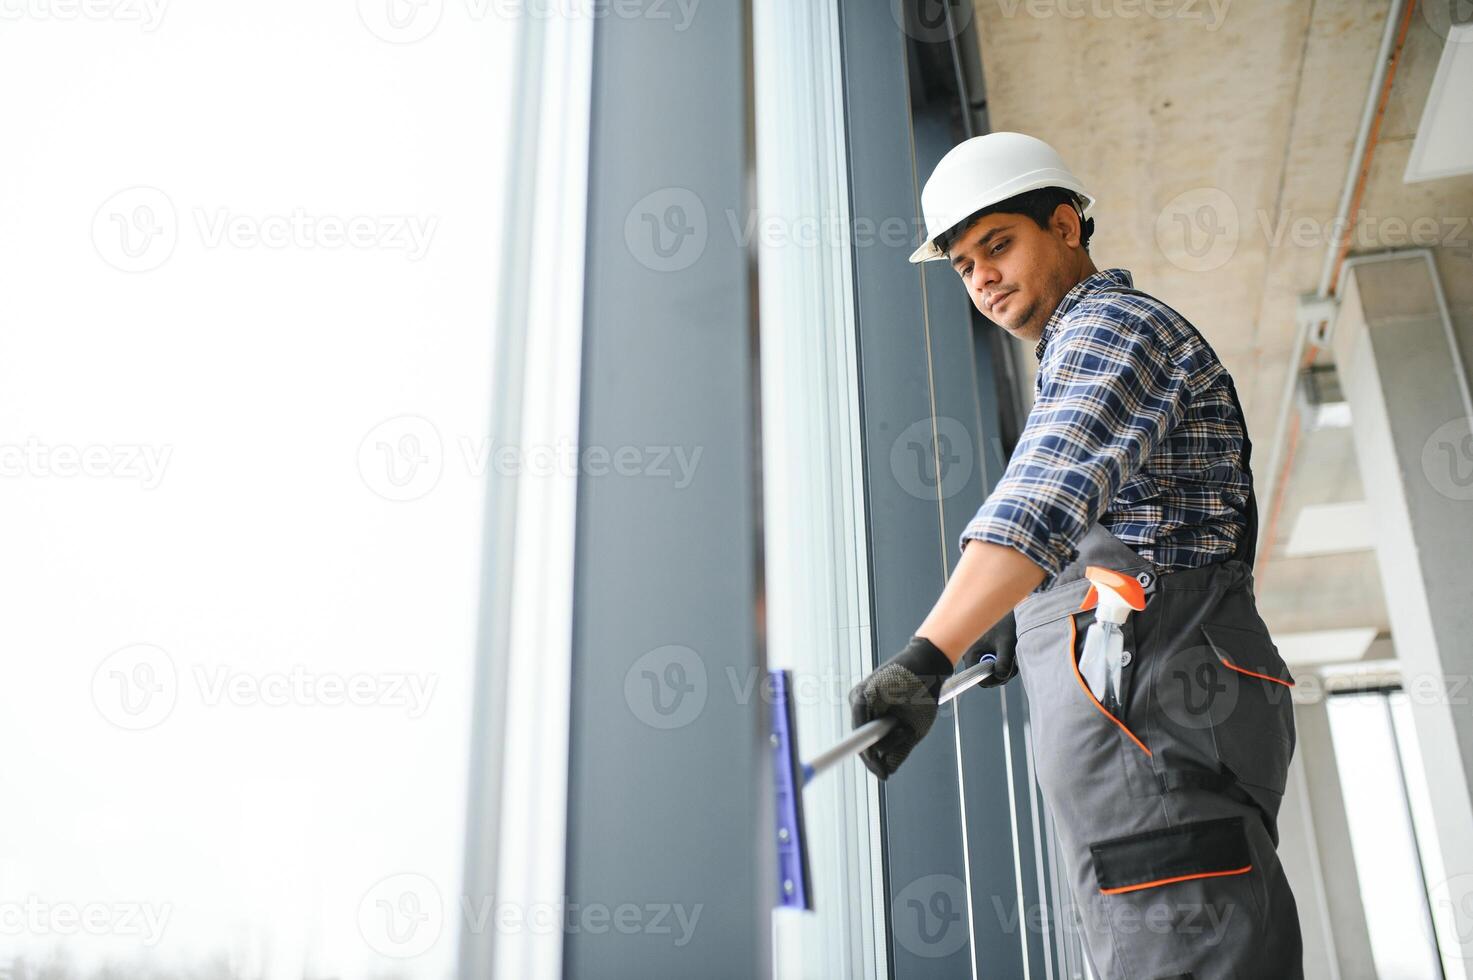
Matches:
[1078,566,1147,717]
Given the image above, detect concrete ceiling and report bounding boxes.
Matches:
[968,0,1473,655]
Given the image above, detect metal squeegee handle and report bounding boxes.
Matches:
[801,657,996,784]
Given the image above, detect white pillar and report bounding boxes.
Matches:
[1334,251,1473,978]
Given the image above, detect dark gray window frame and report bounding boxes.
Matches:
[836,2,1078,977]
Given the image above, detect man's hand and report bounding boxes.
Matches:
[847,636,953,780]
[960,611,1018,687]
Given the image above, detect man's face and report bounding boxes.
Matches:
[946,204,1082,344]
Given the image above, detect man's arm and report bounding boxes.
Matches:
[846,539,1041,780]
[917,540,1043,664]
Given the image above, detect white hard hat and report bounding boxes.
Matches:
[908,132,1094,264]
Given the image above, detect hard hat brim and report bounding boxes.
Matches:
[907,186,1096,265]
[908,240,945,264]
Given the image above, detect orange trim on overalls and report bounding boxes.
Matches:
[1099,864,1254,896]
[1216,657,1296,688]
[1067,616,1152,758]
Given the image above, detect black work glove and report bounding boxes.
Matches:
[847,635,953,780]
[959,611,1018,688]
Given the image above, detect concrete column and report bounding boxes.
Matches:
[1333,251,1473,977]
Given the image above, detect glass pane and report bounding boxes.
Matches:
[1326,693,1443,980]
[1389,691,1460,977]
[752,1,883,976]
[0,7,514,977]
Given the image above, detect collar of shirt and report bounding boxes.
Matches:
[1033,267,1135,361]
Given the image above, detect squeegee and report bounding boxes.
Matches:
[770,658,996,910]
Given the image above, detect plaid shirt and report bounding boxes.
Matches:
[959,268,1252,584]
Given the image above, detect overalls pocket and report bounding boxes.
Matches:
[1198,623,1297,801]
[1014,603,1146,808]
[1067,607,1152,760]
[1086,815,1268,973]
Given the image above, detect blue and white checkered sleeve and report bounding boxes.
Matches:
[958,304,1189,580]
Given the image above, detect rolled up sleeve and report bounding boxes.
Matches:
[959,304,1189,581]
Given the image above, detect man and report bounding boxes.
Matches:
[848,132,1303,979]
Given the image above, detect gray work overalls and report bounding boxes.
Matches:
[1012,378,1303,980]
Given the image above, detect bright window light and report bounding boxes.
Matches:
[0,5,513,977]
[1325,691,1444,980]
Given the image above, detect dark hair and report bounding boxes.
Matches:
[935,186,1094,257]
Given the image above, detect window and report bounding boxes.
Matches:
[1325,689,1445,979]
